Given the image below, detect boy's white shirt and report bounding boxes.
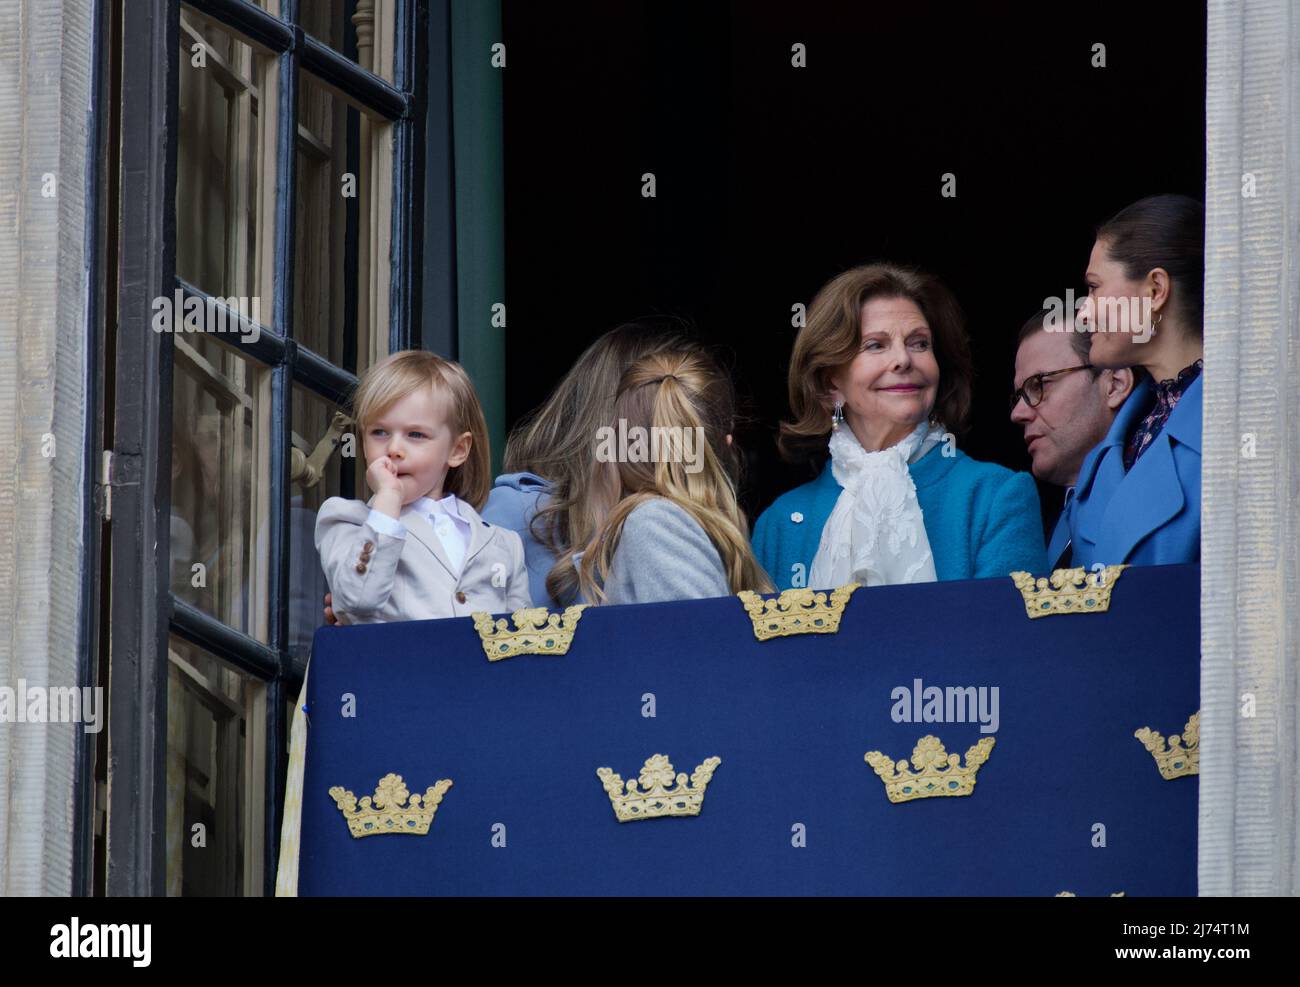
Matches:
[314,491,532,623]
[366,492,472,575]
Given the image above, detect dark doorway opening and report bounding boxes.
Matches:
[501,0,1207,523]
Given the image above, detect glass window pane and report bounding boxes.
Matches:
[287,384,364,662]
[166,635,266,896]
[170,334,272,643]
[300,0,394,82]
[176,9,276,309]
[300,0,358,60]
[296,73,392,369]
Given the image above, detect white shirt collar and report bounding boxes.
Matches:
[407,492,464,522]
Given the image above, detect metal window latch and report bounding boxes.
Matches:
[291,411,353,489]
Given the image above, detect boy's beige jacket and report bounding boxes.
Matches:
[315,495,533,622]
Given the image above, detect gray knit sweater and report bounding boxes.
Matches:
[601,498,730,605]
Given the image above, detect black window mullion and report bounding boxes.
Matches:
[400,0,431,353]
[301,34,409,122]
[394,0,415,93]
[185,0,293,55]
[390,121,414,351]
[110,0,179,898]
[275,11,300,342]
[387,0,419,352]
[265,358,291,893]
[294,343,359,408]
[262,0,301,896]
[170,597,281,678]
[263,675,285,896]
[174,277,288,366]
[77,0,115,898]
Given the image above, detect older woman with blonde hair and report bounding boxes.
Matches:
[753,262,1046,590]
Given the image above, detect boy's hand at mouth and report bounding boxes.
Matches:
[367,456,405,518]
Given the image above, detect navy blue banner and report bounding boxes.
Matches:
[299,565,1198,895]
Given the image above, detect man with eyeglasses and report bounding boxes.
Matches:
[1011,308,1134,569]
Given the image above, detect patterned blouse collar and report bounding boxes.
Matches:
[1123,359,1203,470]
[1154,358,1204,397]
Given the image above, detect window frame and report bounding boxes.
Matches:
[103,0,425,896]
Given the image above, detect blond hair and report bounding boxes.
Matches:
[502,320,694,603]
[350,350,491,509]
[572,347,774,604]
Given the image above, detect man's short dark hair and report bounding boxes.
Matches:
[1017,307,1099,377]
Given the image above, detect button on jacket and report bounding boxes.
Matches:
[315,494,532,623]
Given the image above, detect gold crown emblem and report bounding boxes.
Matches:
[470,604,588,661]
[864,735,996,803]
[737,583,860,640]
[1010,566,1127,618]
[596,754,722,822]
[1134,710,1199,780]
[328,773,453,838]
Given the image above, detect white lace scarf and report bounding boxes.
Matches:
[808,422,945,589]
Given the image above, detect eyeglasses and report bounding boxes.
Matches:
[1010,365,1092,410]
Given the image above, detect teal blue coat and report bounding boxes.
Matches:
[752,447,1047,590]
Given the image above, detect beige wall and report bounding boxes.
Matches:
[1201,0,1300,896]
[0,0,95,896]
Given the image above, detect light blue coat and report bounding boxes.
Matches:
[1063,373,1202,568]
[481,472,559,607]
[752,446,1047,590]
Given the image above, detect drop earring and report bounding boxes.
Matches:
[831,400,844,432]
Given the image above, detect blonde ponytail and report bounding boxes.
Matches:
[576,348,774,604]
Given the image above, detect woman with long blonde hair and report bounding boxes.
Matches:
[484,319,692,606]
[572,346,773,605]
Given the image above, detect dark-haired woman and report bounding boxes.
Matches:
[1064,194,1204,568]
[753,263,1047,590]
